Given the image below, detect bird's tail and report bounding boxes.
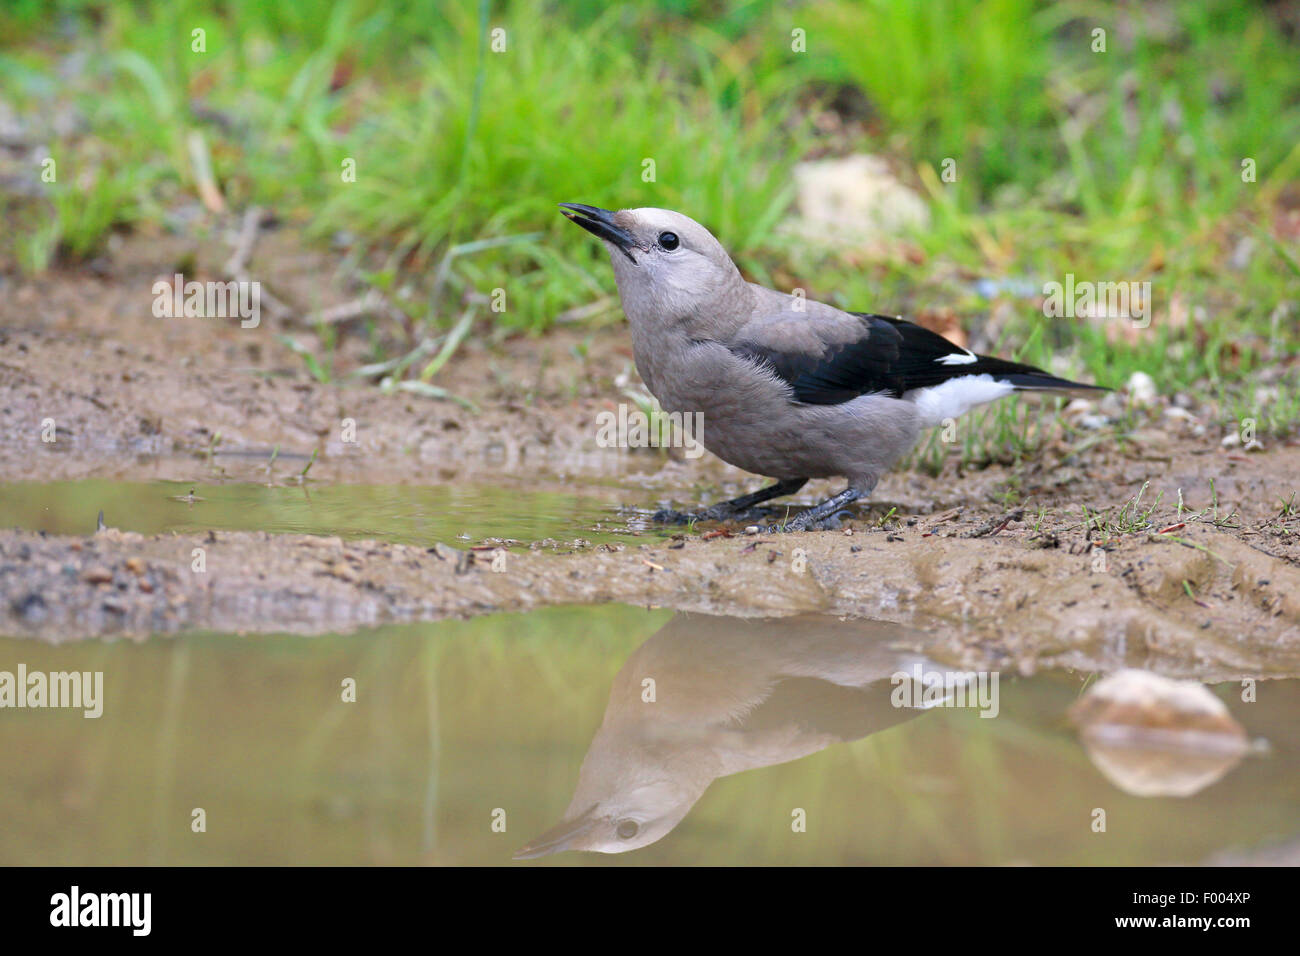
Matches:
[997,368,1110,395]
[956,350,1108,395]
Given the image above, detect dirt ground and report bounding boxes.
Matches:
[1,226,1298,676]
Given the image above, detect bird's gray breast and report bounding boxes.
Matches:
[638,339,815,475]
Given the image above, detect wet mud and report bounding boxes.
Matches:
[2,512,1297,682]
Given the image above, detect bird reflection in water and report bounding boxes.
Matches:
[515,613,949,858]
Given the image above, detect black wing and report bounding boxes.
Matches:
[730,312,1100,406]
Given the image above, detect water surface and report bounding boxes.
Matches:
[0,479,652,547]
[1,605,1294,865]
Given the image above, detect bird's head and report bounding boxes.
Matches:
[513,779,699,858]
[513,725,711,859]
[559,204,746,327]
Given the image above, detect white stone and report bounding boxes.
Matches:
[788,154,930,245]
[1125,370,1158,406]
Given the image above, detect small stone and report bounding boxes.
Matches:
[1125,370,1158,406]
[11,592,46,623]
[326,562,357,582]
[1063,398,1094,416]
[1098,391,1125,417]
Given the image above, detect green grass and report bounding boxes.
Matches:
[1080,480,1162,539]
[1,0,1296,449]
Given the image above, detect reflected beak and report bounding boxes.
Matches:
[559,203,639,263]
[513,804,602,860]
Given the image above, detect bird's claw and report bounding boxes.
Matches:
[652,505,753,524]
[761,509,854,533]
[652,507,740,525]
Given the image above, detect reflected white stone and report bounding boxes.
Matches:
[1068,669,1249,797]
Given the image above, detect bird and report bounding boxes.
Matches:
[560,203,1106,531]
[513,613,942,858]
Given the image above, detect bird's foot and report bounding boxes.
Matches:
[650,507,702,525]
[651,503,746,525]
[760,509,855,533]
[655,503,795,525]
[759,489,863,533]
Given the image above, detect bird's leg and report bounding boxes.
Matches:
[653,477,808,524]
[769,486,863,532]
[702,477,809,518]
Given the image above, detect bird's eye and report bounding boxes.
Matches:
[658,232,679,251]
[615,820,640,840]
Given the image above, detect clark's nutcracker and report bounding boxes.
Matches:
[561,203,1105,531]
[515,613,935,857]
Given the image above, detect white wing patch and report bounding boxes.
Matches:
[904,374,1016,426]
[935,348,978,365]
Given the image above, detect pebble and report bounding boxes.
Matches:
[1125,370,1158,406]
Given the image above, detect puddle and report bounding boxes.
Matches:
[1,604,1295,865]
[0,479,653,548]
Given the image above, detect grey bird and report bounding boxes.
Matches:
[513,613,942,858]
[561,203,1105,531]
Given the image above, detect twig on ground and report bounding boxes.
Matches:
[186,130,226,214]
[960,508,1025,538]
[223,206,264,277]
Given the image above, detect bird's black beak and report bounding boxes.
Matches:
[513,804,602,860]
[559,203,639,263]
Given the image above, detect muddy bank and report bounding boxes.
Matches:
[0,325,626,487]
[3,513,1297,681]
[5,321,1300,532]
